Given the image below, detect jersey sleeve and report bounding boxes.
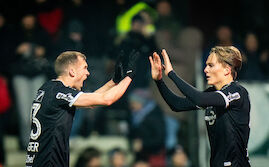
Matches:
[168,71,226,108]
[216,84,242,108]
[155,79,198,112]
[54,86,83,107]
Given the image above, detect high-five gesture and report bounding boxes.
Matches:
[161,49,173,75]
[149,52,162,80]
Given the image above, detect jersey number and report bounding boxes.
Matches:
[30,103,41,140]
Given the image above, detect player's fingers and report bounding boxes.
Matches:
[153,52,158,63]
[162,64,166,70]
[154,52,161,64]
[161,49,170,64]
[149,56,154,66]
[156,53,162,65]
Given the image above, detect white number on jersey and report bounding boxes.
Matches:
[30,103,42,140]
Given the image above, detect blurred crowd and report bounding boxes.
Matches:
[0,0,269,166]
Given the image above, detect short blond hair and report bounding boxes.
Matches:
[54,51,86,76]
[210,46,242,79]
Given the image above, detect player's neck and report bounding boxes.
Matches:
[56,76,74,88]
[215,76,234,90]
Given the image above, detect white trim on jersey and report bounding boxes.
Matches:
[216,91,229,108]
[69,92,83,107]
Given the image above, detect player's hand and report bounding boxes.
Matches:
[112,50,124,83]
[161,49,173,75]
[149,52,162,80]
[125,50,139,79]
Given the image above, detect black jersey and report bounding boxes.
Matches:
[25,80,82,167]
[205,82,251,167]
[155,71,251,167]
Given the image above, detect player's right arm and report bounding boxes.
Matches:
[73,76,132,107]
[149,51,197,111]
[155,79,197,111]
[74,50,139,108]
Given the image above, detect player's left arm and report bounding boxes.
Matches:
[158,49,226,108]
[168,70,227,108]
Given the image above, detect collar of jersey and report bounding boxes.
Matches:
[220,81,234,90]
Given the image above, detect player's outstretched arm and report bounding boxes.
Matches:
[155,79,197,111]
[73,76,132,107]
[150,51,196,111]
[74,50,139,108]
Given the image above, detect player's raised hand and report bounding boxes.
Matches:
[126,50,139,79]
[112,50,124,83]
[149,52,162,80]
[161,49,173,75]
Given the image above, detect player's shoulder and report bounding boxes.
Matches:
[204,86,216,92]
[221,81,249,102]
[42,79,75,91]
[38,80,70,96]
[229,81,248,95]
[41,80,60,89]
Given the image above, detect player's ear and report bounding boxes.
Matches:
[224,65,231,76]
[69,67,76,77]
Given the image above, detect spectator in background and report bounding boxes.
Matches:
[155,0,182,43]
[203,25,241,71]
[64,0,117,58]
[108,147,128,167]
[215,25,234,46]
[55,19,88,56]
[34,0,64,40]
[260,49,269,79]
[11,13,51,149]
[63,0,90,24]
[154,3,203,154]
[170,145,189,167]
[0,13,14,167]
[0,13,17,79]
[117,12,157,90]
[132,160,150,167]
[104,12,157,127]
[0,76,12,167]
[75,147,102,167]
[239,32,266,80]
[128,88,166,167]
